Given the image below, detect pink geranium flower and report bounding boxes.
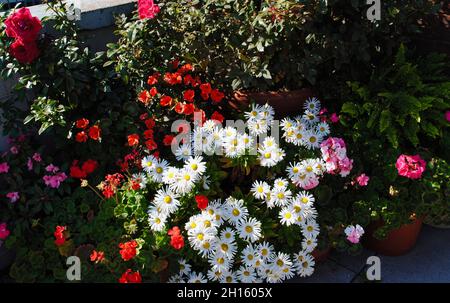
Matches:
[27,157,34,171]
[0,223,10,240]
[138,0,160,19]
[10,146,19,154]
[6,192,20,203]
[396,154,426,180]
[45,164,59,173]
[355,173,370,186]
[330,113,340,123]
[43,172,67,189]
[0,162,9,173]
[344,224,364,244]
[32,153,42,162]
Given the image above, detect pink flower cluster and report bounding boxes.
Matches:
[43,164,67,189]
[6,192,20,203]
[396,154,426,180]
[0,162,9,173]
[138,0,160,19]
[344,224,364,244]
[27,152,42,171]
[320,137,353,177]
[0,223,10,240]
[354,173,370,187]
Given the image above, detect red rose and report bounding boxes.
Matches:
[119,240,138,261]
[210,89,224,103]
[145,139,157,151]
[174,102,185,114]
[70,164,87,179]
[211,111,225,123]
[81,159,98,174]
[183,103,195,115]
[145,118,156,129]
[183,90,195,102]
[195,195,208,210]
[75,118,89,129]
[5,8,42,42]
[75,131,88,143]
[149,87,158,97]
[147,73,159,85]
[138,0,160,20]
[163,134,175,146]
[9,40,40,64]
[168,227,184,250]
[127,134,140,146]
[160,95,173,107]
[143,129,154,140]
[138,90,151,105]
[119,269,142,283]
[88,125,101,140]
[200,83,212,94]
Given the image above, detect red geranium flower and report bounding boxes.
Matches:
[183,103,195,115]
[90,250,105,263]
[119,240,138,261]
[168,226,184,250]
[138,0,160,20]
[145,118,156,129]
[164,72,182,85]
[119,269,142,283]
[200,83,212,94]
[160,95,173,107]
[163,134,175,146]
[54,226,67,246]
[81,159,99,174]
[174,102,184,114]
[127,134,140,147]
[147,73,159,85]
[210,89,224,103]
[143,129,154,140]
[5,8,42,42]
[183,90,195,102]
[70,163,87,179]
[211,111,225,123]
[178,63,193,74]
[183,74,194,86]
[149,87,158,97]
[9,40,40,64]
[138,90,151,105]
[145,139,158,151]
[75,118,89,129]
[195,195,209,210]
[75,131,88,143]
[88,125,101,140]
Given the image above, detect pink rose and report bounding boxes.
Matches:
[396,154,426,180]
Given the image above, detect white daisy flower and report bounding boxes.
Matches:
[187,272,208,283]
[207,269,224,282]
[168,273,185,283]
[153,187,180,215]
[316,121,330,136]
[256,242,274,261]
[251,180,271,200]
[304,97,321,114]
[237,217,262,243]
[215,237,237,259]
[178,259,192,276]
[237,266,257,283]
[170,168,197,195]
[304,130,322,150]
[184,156,206,176]
[301,219,320,239]
[197,238,216,257]
[209,254,231,272]
[302,110,319,125]
[302,236,318,253]
[174,144,192,161]
[241,244,260,267]
[279,207,296,226]
[271,187,292,207]
[141,155,158,174]
[273,177,289,190]
[244,104,263,121]
[248,118,269,136]
[148,210,167,232]
[162,166,179,185]
[132,172,148,189]
[219,227,236,243]
[220,270,238,283]
[149,159,168,183]
[297,191,315,207]
[202,120,219,132]
[295,253,315,277]
[224,198,248,226]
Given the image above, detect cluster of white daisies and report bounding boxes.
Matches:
[139,98,342,283]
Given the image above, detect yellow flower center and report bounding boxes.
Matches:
[284,212,292,219]
[264,152,272,159]
[232,209,240,217]
[156,167,163,174]
[221,243,229,251]
[217,257,225,264]
[245,226,253,233]
[197,233,204,241]
[191,163,198,170]
[184,174,191,181]
[276,260,284,267]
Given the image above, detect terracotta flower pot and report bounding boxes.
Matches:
[363,216,424,256]
[311,246,332,263]
[230,88,315,118]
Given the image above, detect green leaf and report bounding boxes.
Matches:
[341,102,358,117]
[379,110,391,133]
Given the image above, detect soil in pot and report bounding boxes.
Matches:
[363,216,424,256]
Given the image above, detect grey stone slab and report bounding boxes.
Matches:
[329,248,376,274]
[378,225,450,283]
[289,259,355,283]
